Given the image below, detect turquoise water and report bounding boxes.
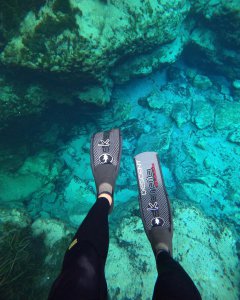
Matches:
[0,1,240,299]
[1,65,239,299]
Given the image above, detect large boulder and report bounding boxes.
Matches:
[185,0,240,79]
[190,0,240,47]
[0,0,190,82]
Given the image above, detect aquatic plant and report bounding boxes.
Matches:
[0,223,46,300]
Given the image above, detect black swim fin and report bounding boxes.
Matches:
[134,152,173,256]
[91,128,122,213]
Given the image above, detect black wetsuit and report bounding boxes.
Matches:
[48,198,202,300]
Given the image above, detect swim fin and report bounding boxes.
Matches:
[90,128,122,213]
[134,152,173,256]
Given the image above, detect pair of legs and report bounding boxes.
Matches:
[49,129,201,299]
[48,195,201,300]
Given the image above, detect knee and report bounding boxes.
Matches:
[76,253,99,282]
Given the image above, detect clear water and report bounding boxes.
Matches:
[0,2,240,300]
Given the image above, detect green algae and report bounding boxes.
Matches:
[0,223,46,300]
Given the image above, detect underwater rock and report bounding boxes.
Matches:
[145,89,188,116]
[190,0,240,47]
[233,80,240,90]
[0,208,31,227]
[19,151,61,178]
[185,25,240,80]
[31,217,73,248]
[0,151,61,203]
[232,79,240,100]
[173,202,239,300]
[60,135,93,181]
[185,67,198,81]
[0,173,44,203]
[185,0,240,79]
[192,74,212,90]
[168,105,240,222]
[76,85,112,106]
[171,103,190,128]
[64,179,95,225]
[192,100,214,129]
[136,126,173,156]
[111,34,189,84]
[215,102,240,130]
[180,181,212,205]
[228,129,240,145]
[0,73,48,129]
[0,0,192,123]
[0,0,190,82]
[0,143,29,173]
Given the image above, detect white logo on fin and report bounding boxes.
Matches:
[151,217,164,227]
[99,153,113,164]
[98,139,110,147]
[147,202,159,211]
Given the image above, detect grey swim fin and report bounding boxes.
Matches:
[91,129,122,213]
[134,152,173,256]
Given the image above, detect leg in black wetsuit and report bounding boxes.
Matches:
[49,131,201,300]
[152,251,202,300]
[134,152,202,300]
[49,128,121,300]
[48,198,110,300]
[48,197,201,300]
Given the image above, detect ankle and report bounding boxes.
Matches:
[155,243,169,255]
[98,193,112,206]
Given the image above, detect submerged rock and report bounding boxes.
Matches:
[0,0,190,81]
[31,217,73,248]
[215,102,240,130]
[171,103,190,128]
[232,79,240,100]
[192,100,214,129]
[111,34,189,83]
[185,0,240,79]
[0,73,48,129]
[233,80,240,90]
[189,0,240,47]
[0,173,44,203]
[0,208,31,227]
[228,129,240,145]
[0,151,62,204]
[192,74,212,90]
[76,85,112,106]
